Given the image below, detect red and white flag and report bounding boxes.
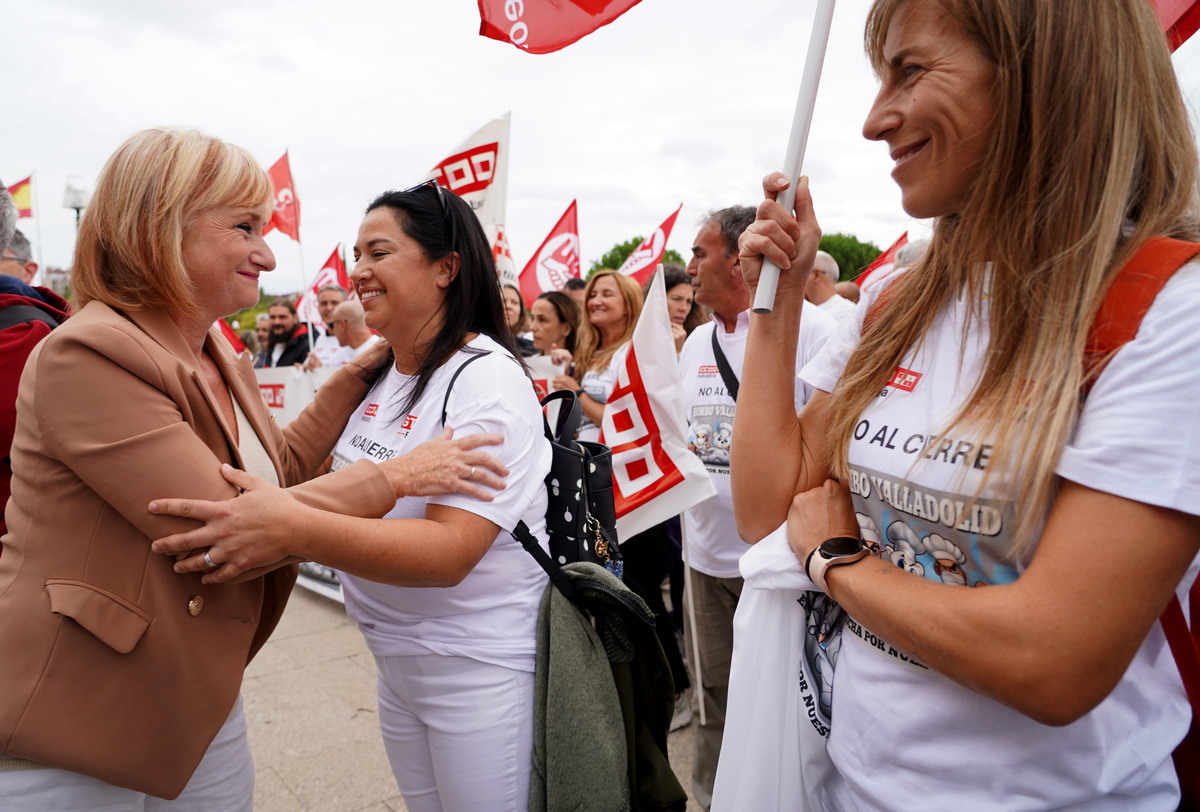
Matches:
[264,152,301,242]
[295,245,353,326]
[519,200,579,306]
[602,267,716,541]
[428,113,515,286]
[215,319,245,354]
[1156,0,1200,49]
[853,231,907,290]
[617,203,683,285]
[479,0,644,54]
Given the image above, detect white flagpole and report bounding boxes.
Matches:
[752,0,838,314]
[680,518,706,726]
[32,172,44,285]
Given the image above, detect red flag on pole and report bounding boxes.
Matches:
[1155,0,1200,49]
[478,0,644,54]
[215,319,245,354]
[8,176,32,219]
[295,245,354,326]
[519,201,580,306]
[853,232,908,290]
[264,152,301,242]
[616,204,684,285]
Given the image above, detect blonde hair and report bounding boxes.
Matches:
[73,128,273,314]
[827,0,1200,550]
[574,271,644,373]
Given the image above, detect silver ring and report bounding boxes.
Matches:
[467,466,476,481]
[203,551,217,570]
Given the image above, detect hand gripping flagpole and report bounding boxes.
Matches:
[752,0,838,314]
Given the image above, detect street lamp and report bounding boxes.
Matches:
[63,175,92,231]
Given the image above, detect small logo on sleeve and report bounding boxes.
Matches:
[887,367,922,392]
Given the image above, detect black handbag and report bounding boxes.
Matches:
[531,389,622,576]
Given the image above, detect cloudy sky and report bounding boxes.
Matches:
[7,1,1200,294]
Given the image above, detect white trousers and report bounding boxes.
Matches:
[0,695,254,812]
[374,653,534,812]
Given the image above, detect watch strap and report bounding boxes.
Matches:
[806,536,869,592]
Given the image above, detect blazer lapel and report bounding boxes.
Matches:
[206,329,287,485]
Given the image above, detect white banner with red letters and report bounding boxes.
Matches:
[427,112,516,287]
[254,367,336,426]
[602,267,715,541]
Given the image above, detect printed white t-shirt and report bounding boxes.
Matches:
[576,343,629,443]
[312,330,355,367]
[331,335,552,672]
[799,264,1200,811]
[679,305,836,578]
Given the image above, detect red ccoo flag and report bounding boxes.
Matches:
[296,245,354,326]
[478,0,644,54]
[616,204,683,286]
[264,152,301,242]
[519,201,579,306]
[1155,0,1200,50]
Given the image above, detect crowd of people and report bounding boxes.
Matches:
[1,0,1199,810]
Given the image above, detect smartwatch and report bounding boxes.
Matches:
[805,536,869,593]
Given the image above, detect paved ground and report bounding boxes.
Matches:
[245,587,703,811]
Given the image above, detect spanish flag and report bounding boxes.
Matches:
[8,176,32,219]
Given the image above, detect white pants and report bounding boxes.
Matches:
[0,695,254,812]
[374,653,534,812]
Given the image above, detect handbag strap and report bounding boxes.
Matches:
[710,327,739,402]
[439,350,492,426]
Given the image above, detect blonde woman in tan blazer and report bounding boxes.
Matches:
[0,129,506,809]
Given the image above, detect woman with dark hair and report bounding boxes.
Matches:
[645,263,706,353]
[151,181,552,810]
[529,289,579,356]
[502,282,537,356]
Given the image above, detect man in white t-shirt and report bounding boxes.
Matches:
[303,284,356,370]
[679,206,837,810]
[805,250,856,327]
[329,299,381,359]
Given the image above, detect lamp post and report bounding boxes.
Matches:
[63,175,92,232]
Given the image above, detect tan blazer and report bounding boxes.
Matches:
[0,302,395,798]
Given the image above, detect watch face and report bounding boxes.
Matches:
[822,536,864,557]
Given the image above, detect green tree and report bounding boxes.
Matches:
[588,237,684,277]
[819,233,883,281]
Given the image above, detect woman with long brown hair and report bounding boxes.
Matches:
[551,270,643,441]
[731,0,1200,808]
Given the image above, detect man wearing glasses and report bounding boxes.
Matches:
[0,230,37,286]
[1,225,71,542]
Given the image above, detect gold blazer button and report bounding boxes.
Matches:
[187,596,204,617]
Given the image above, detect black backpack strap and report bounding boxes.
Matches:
[513,520,577,600]
[0,304,59,332]
[710,327,739,402]
[440,351,492,426]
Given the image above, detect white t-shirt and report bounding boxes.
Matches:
[350,333,382,359]
[576,343,629,443]
[312,329,355,367]
[331,335,552,672]
[815,292,856,327]
[799,264,1200,811]
[679,306,836,578]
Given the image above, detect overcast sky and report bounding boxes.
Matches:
[7,0,1200,294]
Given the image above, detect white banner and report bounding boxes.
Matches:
[428,112,515,286]
[602,267,716,541]
[254,366,336,426]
